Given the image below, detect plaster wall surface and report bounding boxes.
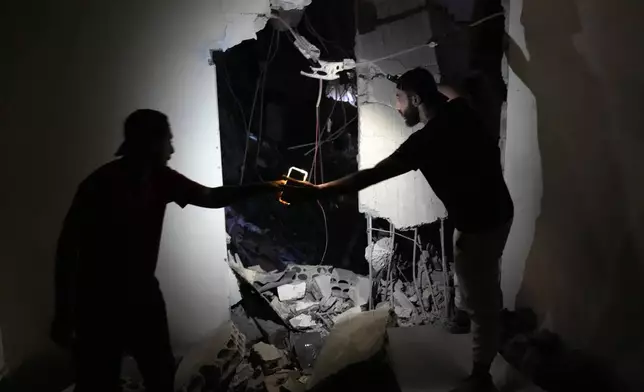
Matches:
[356,0,447,229]
[0,0,271,371]
[503,0,644,388]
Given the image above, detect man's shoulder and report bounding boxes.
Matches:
[80,160,124,189]
[441,98,485,133]
[443,98,478,120]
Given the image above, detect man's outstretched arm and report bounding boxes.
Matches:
[317,154,413,196]
[187,180,284,209]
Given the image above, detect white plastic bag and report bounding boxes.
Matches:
[306,306,391,389]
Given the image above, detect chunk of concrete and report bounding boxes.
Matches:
[289,314,318,329]
[230,305,263,344]
[270,297,293,320]
[251,342,288,375]
[263,370,292,392]
[318,296,339,312]
[254,318,289,349]
[278,281,307,301]
[393,289,417,318]
[311,275,332,300]
[349,275,371,307]
[330,268,357,299]
[252,342,282,362]
[294,300,318,313]
[230,362,254,390]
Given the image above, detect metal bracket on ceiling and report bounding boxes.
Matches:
[300,59,356,81]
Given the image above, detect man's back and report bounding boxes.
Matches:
[392,98,513,232]
[71,159,198,298]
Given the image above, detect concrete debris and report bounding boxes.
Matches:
[333,306,363,325]
[174,321,246,392]
[318,295,338,312]
[282,374,307,392]
[270,0,312,11]
[253,270,286,286]
[393,288,417,318]
[263,370,292,392]
[285,264,333,283]
[251,342,289,376]
[254,318,289,350]
[230,362,254,390]
[394,279,404,293]
[230,305,263,345]
[290,314,318,329]
[395,306,413,319]
[252,342,282,362]
[311,274,332,300]
[270,297,293,320]
[294,300,319,313]
[331,268,357,299]
[365,237,394,273]
[350,275,371,307]
[277,281,307,301]
[422,288,432,310]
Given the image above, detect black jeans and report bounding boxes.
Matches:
[74,286,175,392]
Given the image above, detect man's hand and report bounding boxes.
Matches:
[280,177,323,203]
[50,316,75,349]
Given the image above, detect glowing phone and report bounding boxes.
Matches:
[279,166,308,205]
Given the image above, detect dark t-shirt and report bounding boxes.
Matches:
[389,98,513,232]
[70,159,204,298]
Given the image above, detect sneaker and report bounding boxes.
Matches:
[449,373,499,392]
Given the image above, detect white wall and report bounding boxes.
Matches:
[503,0,644,388]
[356,0,447,229]
[500,0,541,310]
[0,0,263,370]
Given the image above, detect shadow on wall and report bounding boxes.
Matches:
[509,0,644,388]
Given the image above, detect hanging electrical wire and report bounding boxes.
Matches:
[254,28,281,179]
[316,200,328,265]
[301,77,330,266]
[303,114,357,155]
[239,28,280,184]
[309,79,324,182]
[303,13,353,59]
[303,13,329,55]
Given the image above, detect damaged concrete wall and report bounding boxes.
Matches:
[356,0,447,228]
[504,0,644,388]
[0,0,275,371]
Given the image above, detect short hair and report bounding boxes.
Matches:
[396,68,446,107]
[116,109,170,156]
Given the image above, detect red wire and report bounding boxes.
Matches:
[311,102,320,184]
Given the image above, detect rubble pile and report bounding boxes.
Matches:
[229,251,369,333]
[366,235,453,327]
[175,305,393,392]
[228,233,453,334]
[210,221,453,392]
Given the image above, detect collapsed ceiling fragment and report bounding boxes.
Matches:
[216,0,312,52]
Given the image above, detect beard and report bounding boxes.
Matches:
[400,105,421,127]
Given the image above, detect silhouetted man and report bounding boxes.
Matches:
[291,68,514,392]
[51,109,283,392]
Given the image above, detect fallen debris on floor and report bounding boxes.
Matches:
[277,282,307,301]
[216,218,459,391]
